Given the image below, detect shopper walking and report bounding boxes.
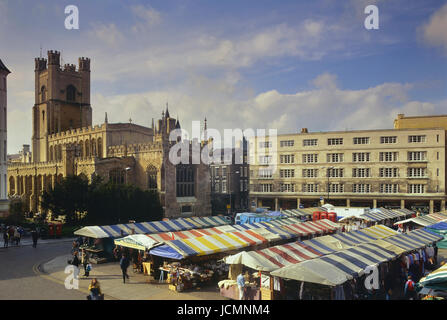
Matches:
[14,228,20,246]
[404,276,417,300]
[3,229,8,248]
[31,229,38,248]
[81,250,91,277]
[120,254,130,283]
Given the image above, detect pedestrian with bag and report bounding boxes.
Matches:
[71,251,80,268]
[120,254,130,283]
[404,275,417,300]
[81,250,91,277]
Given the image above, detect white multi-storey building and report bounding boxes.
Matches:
[0,59,11,215]
[249,122,447,214]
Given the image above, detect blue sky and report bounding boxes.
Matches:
[1,0,447,152]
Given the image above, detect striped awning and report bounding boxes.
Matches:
[114,234,160,251]
[151,230,268,258]
[282,209,312,218]
[223,242,324,272]
[394,212,447,227]
[359,208,405,222]
[383,229,443,251]
[74,216,230,239]
[419,263,447,289]
[356,225,398,239]
[279,219,339,237]
[271,242,397,286]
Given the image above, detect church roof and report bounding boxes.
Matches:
[0,59,11,74]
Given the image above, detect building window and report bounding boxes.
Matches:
[408,184,425,194]
[352,184,371,193]
[380,184,399,193]
[66,85,76,102]
[259,168,273,179]
[352,152,370,162]
[353,137,369,145]
[408,168,427,178]
[327,153,343,163]
[176,165,195,197]
[147,165,158,191]
[259,141,272,148]
[280,169,295,178]
[303,183,318,193]
[302,168,318,178]
[380,168,399,178]
[109,168,125,184]
[328,183,344,193]
[328,138,343,145]
[259,155,272,164]
[280,140,294,147]
[352,168,370,178]
[327,168,344,178]
[379,152,398,162]
[409,135,426,143]
[280,154,295,164]
[260,184,273,192]
[380,136,397,144]
[280,183,295,192]
[408,151,427,162]
[303,139,318,146]
[41,86,46,103]
[303,154,318,163]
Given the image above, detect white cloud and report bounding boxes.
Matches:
[87,73,445,143]
[131,5,162,33]
[88,23,124,47]
[420,3,447,54]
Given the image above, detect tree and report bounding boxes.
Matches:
[84,180,163,225]
[41,175,89,225]
[6,198,26,225]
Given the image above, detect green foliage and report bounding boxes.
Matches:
[40,174,163,226]
[5,198,26,225]
[41,175,89,224]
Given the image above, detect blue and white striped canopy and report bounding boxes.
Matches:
[359,208,408,222]
[74,216,231,239]
[383,229,443,251]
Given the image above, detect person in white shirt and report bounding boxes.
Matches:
[236,271,246,300]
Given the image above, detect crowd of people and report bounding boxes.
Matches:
[2,225,24,247]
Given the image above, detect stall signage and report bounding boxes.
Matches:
[260,274,270,289]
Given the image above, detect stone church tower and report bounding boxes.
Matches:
[32,50,92,162]
[0,58,11,214]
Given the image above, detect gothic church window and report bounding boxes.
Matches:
[147,165,158,191]
[66,85,76,101]
[176,165,195,197]
[109,168,125,185]
[41,86,46,103]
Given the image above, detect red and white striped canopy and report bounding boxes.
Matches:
[224,241,324,272]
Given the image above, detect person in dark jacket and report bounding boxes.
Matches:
[120,254,130,283]
[31,229,39,248]
[71,251,80,268]
[3,230,8,248]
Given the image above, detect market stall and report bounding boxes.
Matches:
[424,222,447,249]
[147,230,271,292]
[417,263,447,299]
[393,212,447,231]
